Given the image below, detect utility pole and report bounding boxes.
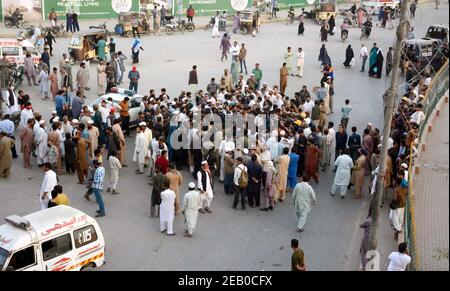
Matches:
[368,0,411,252]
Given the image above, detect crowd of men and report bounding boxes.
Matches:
[0,1,440,269]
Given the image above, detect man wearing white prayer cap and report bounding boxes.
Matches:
[197,160,214,213]
[182,182,201,238]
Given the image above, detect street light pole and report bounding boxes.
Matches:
[368,0,411,251]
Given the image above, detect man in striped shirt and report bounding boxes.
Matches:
[92,160,106,217]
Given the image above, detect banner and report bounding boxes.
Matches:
[1,0,43,21]
[42,0,140,20]
[174,0,253,16]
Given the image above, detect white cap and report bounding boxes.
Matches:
[280,130,286,136]
[39,120,45,125]
[139,121,147,126]
[201,161,208,165]
[72,119,79,123]
[243,148,249,155]
[188,182,196,189]
[87,120,94,124]
[173,110,180,115]
[52,110,57,114]
[224,145,234,152]
[401,163,408,168]
[304,118,311,125]
[53,117,60,122]
[171,101,176,105]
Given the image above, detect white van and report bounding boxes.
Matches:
[0,39,41,66]
[0,206,105,271]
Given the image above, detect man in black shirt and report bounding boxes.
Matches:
[296,128,308,177]
[335,125,348,160]
[347,126,361,162]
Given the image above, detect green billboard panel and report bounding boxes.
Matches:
[42,0,140,20]
[174,0,253,16]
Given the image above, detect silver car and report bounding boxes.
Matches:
[88,90,144,127]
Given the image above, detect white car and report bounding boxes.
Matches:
[88,88,144,127]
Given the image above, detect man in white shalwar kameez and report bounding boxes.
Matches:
[212,14,220,38]
[293,177,316,232]
[39,163,57,210]
[20,106,34,128]
[133,126,146,174]
[296,48,305,77]
[140,122,152,166]
[219,136,235,182]
[107,152,122,194]
[160,182,176,235]
[197,161,214,213]
[330,149,354,198]
[35,120,48,166]
[266,130,279,160]
[182,182,201,237]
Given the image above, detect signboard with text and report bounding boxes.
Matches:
[174,0,253,16]
[42,0,140,20]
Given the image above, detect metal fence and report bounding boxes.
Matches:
[404,60,449,271]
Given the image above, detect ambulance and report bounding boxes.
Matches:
[0,39,41,66]
[0,206,105,271]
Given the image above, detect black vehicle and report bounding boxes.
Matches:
[402,38,446,74]
[426,25,449,44]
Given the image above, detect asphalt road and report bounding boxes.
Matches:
[0,2,448,271]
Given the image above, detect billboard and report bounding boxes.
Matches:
[1,0,43,21]
[174,0,253,16]
[42,0,140,20]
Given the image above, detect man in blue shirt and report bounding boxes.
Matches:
[0,115,17,159]
[92,160,106,217]
[54,90,65,118]
[315,82,327,101]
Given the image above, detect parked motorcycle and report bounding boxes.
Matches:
[43,24,65,36]
[360,25,371,40]
[89,22,109,35]
[24,26,37,38]
[286,9,295,25]
[4,16,29,29]
[204,17,215,31]
[165,18,195,35]
[9,63,25,88]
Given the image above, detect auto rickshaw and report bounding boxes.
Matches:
[310,0,337,25]
[68,30,109,64]
[239,8,260,35]
[115,12,151,37]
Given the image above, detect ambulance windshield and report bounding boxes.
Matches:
[0,247,8,270]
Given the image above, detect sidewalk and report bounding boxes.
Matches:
[413,101,449,271]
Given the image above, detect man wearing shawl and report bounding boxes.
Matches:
[132,38,144,64]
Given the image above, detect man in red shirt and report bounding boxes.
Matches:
[155,150,169,174]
